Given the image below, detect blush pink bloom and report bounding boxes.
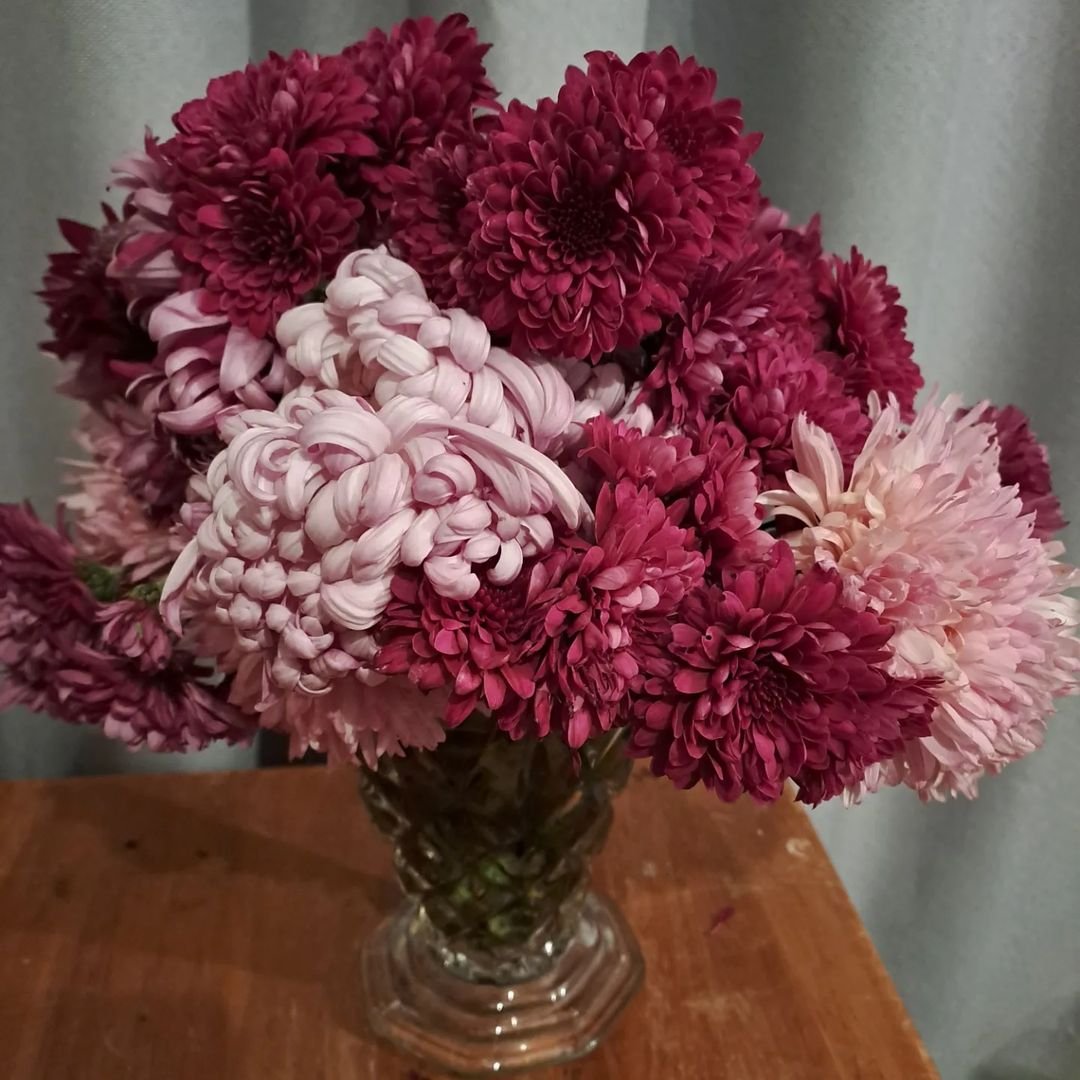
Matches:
[628,544,936,805]
[275,247,577,454]
[62,411,185,582]
[147,290,285,434]
[763,398,1080,800]
[160,376,587,764]
[816,248,922,420]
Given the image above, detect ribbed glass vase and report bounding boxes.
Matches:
[359,712,643,1076]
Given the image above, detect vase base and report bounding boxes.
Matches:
[362,892,643,1076]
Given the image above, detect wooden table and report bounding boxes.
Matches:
[0,765,937,1079]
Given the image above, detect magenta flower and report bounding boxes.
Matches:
[629,544,936,805]
[640,232,819,425]
[386,128,488,307]
[166,50,377,180]
[714,344,870,489]
[465,78,694,361]
[174,148,362,339]
[506,481,705,747]
[38,207,154,406]
[0,503,248,751]
[377,570,538,728]
[983,404,1066,539]
[817,248,922,419]
[341,14,497,233]
[584,47,760,260]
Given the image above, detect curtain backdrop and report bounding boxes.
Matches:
[1,2,1077,1076]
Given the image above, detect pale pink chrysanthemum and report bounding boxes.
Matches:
[762,397,1080,800]
[62,411,185,582]
[160,380,587,764]
[275,246,579,454]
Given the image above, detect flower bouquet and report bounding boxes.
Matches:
[6,12,1077,1075]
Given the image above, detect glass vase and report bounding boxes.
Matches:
[359,712,643,1076]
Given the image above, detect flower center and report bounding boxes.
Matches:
[548,186,614,261]
[660,117,704,162]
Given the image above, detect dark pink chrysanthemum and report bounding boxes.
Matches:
[629,544,936,805]
[640,231,820,425]
[983,404,1066,539]
[465,76,696,361]
[174,148,361,338]
[385,127,489,307]
[507,481,705,747]
[579,415,768,569]
[0,503,249,751]
[341,14,497,234]
[38,208,154,406]
[712,344,871,489]
[817,247,922,419]
[585,47,761,260]
[166,50,377,181]
[376,570,538,727]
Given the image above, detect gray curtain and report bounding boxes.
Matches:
[1,2,1077,1076]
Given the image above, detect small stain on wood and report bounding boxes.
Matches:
[785,838,812,859]
[195,848,210,860]
[641,860,658,878]
[123,838,139,852]
[708,905,736,934]
[51,876,71,901]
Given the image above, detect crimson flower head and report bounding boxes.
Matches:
[386,127,489,307]
[816,248,922,419]
[38,208,154,406]
[982,404,1066,539]
[376,570,537,728]
[166,50,377,180]
[510,481,705,747]
[465,70,695,361]
[584,47,761,260]
[0,503,249,751]
[640,231,820,425]
[342,14,497,232]
[174,148,361,339]
[629,544,936,805]
[713,344,870,489]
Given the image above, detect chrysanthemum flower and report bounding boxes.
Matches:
[275,247,576,453]
[640,231,819,425]
[0,503,247,751]
[166,50,377,180]
[816,248,922,419]
[39,206,155,406]
[507,481,705,747]
[713,344,870,489]
[464,77,694,361]
[982,403,1066,540]
[629,544,936,804]
[341,13,497,233]
[386,128,488,307]
[62,410,186,580]
[763,399,1080,799]
[584,47,760,260]
[174,148,362,339]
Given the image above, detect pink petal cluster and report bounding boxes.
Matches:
[0,504,248,751]
[61,410,186,581]
[161,367,587,763]
[628,545,936,805]
[764,399,1080,799]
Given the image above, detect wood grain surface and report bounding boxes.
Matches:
[0,764,938,1079]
